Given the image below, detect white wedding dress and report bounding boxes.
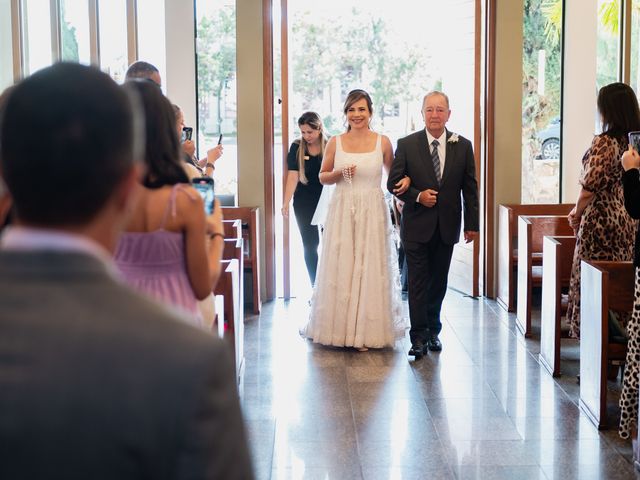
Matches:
[302,134,406,348]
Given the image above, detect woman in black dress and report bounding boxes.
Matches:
[282,112,328,286]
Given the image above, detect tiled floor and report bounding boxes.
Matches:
[240,290,640,479]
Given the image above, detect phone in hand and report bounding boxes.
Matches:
[217,133,223,145]
[629,131,640,153]
[192,176,215,215]
[182,126,193,142]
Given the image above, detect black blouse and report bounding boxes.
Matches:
[622,168,640,267]
[286,141,323,201]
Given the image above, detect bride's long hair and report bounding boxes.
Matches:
[343,89,373,131]
[296,111,328,185]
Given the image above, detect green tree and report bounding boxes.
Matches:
[197,8,236,134]
[367,18,423,125]
[291,11,336,108]
[290,8,426,130]
[60,3,79,62]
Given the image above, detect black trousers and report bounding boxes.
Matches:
[404,225,454,343]
[293,196,320,285]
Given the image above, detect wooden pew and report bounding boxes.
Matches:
[579,260,633,429]
[222,206,261,314]
[539,235,576,377]
[213,294,224,338]
[223,219,242,239]
[214,259,244,383]
[497,203,574,312]
[224,236,244,322]
[516,215,574,337]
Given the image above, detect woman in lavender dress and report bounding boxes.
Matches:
[114,80,224,328]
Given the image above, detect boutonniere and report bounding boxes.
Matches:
[447,133,459,144]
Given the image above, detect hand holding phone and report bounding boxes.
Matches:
[192,176,215,215]
[622,142,640,171]
[629,131,640,153]
[182,127,193,142]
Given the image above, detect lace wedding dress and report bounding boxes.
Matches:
[302,134,406,348]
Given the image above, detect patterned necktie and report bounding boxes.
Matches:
[431,139,441,185]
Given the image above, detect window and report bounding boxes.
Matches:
[195,0,237,198]
[282,0,476,296]
[0,0,13,90]
[21,0,53,76]
[596,0,620,91]
[98,0,128,83]
[60,0,91,65]
[521,0,563,203]
[137,0,166,85]
[629,1,640,94]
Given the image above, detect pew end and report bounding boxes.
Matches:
[539,235,576,377]
[579,260,634,430]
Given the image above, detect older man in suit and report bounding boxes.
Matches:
[0,63,253,479]
[388,91,479,359]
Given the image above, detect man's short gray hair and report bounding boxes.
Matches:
[422,91,450,111]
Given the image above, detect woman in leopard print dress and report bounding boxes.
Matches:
[566,83,639,339]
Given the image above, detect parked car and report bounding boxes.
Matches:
[537,117,560,159]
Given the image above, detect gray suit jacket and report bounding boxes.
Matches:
[387,129,479,245]
[0,251,254,480]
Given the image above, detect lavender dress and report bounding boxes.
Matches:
[115,185,203,327]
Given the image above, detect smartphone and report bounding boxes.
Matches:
[192,176,215,215]
[217,133,223,145]
[182,126,193,142]
[629,131,640,153]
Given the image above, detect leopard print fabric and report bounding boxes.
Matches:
[566,134,637,338]
[620,268,640,439]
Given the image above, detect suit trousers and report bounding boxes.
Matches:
[404,225,454,343]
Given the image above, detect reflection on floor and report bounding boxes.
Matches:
[240,290,640,480]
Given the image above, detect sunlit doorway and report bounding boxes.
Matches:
[275,0,479,298]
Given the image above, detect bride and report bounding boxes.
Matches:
[302,89,408,350]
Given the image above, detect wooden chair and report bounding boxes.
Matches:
[516,215,574,337]
[579,260,633,429]
[222,206,261,314]
[497,203,574,312]
[223,219,242,239]
[214,259,244,383]
[539,235,576,377]
[213,294,225,338]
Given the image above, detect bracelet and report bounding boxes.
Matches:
[205,162,215,170]
[209,232,224,240]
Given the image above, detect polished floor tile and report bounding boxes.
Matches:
[240,291,640,479]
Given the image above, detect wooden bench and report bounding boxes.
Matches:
[579,260,633,429]
[222,206,261,314]
[516,215,574,337]
[214,259,244,383]
[497,203,574,312]
[213,294,224,338]
[539,235,576,377]
[223,219,242,239]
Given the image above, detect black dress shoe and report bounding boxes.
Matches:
[427,336,442,352]
[408,340,426,359]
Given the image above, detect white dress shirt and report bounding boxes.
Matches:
[1,226,116,272]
